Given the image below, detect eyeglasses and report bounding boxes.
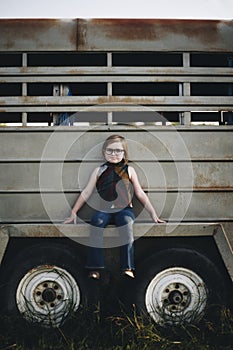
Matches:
[105,148,124,155]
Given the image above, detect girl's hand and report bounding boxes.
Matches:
[152,216,166,223]
[63,212,77,224]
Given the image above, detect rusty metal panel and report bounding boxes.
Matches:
[4,222,217,238]
[1,70,233,83]
[0,128,232,224]
[1,161,232,192]
[0,19,77,52]
[0,127,233,160]
[1,96,233,114]
[0,192,232,222]
[2,95,233,106]
[2,105,233,113]
[77,19,233,52]
[0,19,233,52]
[1,66,233,77]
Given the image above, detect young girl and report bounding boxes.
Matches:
[64,135,164,279]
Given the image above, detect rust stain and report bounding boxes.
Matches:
[0,19,77,51]
[90,19,160,41]
[84,19,222,43]
[1,19,233,52]
[0,19,57,48]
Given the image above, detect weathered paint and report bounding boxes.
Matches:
[0,19,77,52]
[0,19,233,52]
[3,222,218,238]
[1,161,232,190]
[1,96,233,108]
[0,127,232,225]
[1,67,233,77]
[77,19,233,52]
[1,127,232,160]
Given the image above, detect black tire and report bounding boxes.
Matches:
[135,248,227,326]
[0,242,87,327]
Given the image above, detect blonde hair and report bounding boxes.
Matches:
[102,135,129,163]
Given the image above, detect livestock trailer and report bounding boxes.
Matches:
[0,19,232,327]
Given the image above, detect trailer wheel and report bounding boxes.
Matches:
[1,243,86,327]
[135,248,226,326]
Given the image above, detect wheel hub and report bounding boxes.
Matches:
[42,288,57,303]
[16,265,81,327]
[162,282,191,312]
[34,280,64,310]
[145,267,207,325]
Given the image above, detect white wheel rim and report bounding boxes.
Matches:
[145,267,207,325]
[16,265,81,327]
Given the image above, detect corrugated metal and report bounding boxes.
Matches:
[0,19,233,52]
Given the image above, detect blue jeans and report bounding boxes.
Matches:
[86,208,135,271]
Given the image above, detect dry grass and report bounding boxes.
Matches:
[0,304,233,350]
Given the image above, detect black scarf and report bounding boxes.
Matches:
[96,161,133,209]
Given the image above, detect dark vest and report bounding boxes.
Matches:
[96,161,133,210]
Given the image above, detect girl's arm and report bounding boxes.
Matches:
[64,167,99,224]
[129,166,165,223]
